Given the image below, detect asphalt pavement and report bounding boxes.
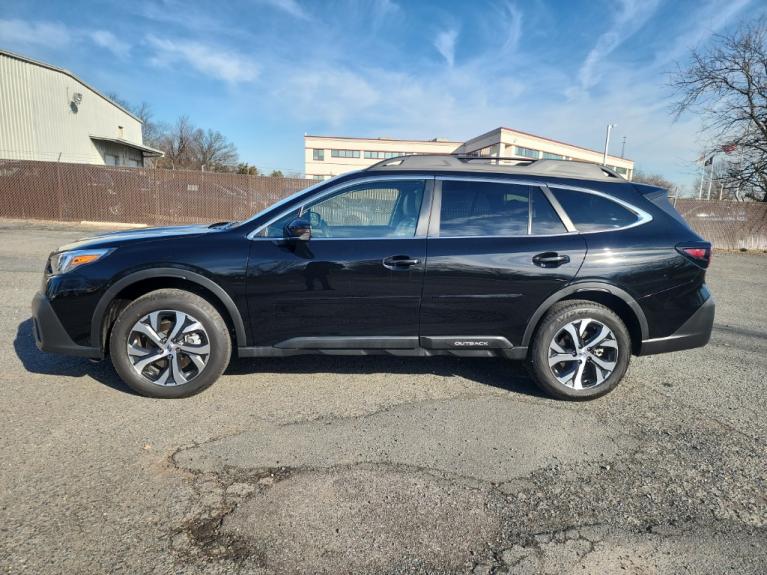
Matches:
[0,220,765,574]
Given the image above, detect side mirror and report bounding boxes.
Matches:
[284,218,311,241]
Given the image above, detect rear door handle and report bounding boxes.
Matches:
[383,255,420,270]
[533,252,570,268]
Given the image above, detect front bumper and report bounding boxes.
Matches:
[638,295,715,356]
[31,292,102,359]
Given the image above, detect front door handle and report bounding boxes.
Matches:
[383,255,420,270]
[533,252,570,268]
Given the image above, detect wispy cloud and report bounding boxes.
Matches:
[574,0,661,94]
[498,2,523,54]
[434,28,459,67]
[89,30,130,59]
[0,19,71,49]
[257,0,309,20]
[146,35,259,83]
[655,0,752,66]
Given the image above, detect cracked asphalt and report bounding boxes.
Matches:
[0,220,765,574]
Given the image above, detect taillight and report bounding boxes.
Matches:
[676,243,712,268]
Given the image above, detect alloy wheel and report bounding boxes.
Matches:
[126,310,210,386]
[547,318,619,390]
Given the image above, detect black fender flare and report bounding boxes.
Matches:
[90,268,248,349]
[521,281,649,347]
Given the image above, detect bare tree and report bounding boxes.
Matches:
[193,129,238,171]
[156,115,197,170]
[237,163,259,175]
[131,102,161,146]
[671,19,767,201]
[632,171,677,190]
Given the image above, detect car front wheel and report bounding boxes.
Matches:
[109,289,231,398]
[529,300,631,400]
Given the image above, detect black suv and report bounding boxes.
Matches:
[31,156,714,399]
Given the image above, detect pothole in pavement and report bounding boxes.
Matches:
[168,395,634,572]
[167,393,766,573]
[173,395,634,482]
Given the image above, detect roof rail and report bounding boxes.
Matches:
[365,153,625,181]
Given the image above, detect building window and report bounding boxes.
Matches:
[611,166,628,175]
[311,175,325,180]
[331,149,360,159]
[104,154,119,166]
[542,152,565,160]
[467,144,500,157]
[313,149,325,161]
[126,159,140,168]
[363,151,408,159]
[514,146,539,159]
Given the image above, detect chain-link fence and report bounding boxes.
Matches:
[0,159,313,226]
[1,160,766,249]
[674,198,767,250]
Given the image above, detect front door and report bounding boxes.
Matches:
[246,178,431,348]
[420,178,587,347]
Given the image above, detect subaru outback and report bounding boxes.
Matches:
[31,155,715,399]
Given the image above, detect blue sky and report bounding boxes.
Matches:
[0,0,762,186]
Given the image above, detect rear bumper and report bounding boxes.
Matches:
[31,292,102,359]
[638,295,715,356]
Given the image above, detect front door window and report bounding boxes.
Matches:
[262,180,425,239]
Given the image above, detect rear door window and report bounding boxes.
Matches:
[550,187,638,232]
[440,181,529,237]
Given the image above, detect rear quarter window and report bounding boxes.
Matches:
[550,187,639,232]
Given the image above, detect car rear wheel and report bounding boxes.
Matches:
[109,289,231,398]
[529,300,631,400]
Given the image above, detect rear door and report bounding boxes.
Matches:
[420,177,587,348]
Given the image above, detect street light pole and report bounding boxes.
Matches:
[602,123,616,165]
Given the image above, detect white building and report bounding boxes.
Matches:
[305,126,634,180]
[0,49,162,167]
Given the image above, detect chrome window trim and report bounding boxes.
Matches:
[247,174,433,241]
[434,176,652,236]
[539,185,576,232]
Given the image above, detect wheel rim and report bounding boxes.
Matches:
[126,310,210,387]
[547,318,618,390]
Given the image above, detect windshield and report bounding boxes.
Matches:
[234,173,352,229]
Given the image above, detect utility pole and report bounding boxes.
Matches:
[602,124,616,165]
[620,136,627,159]
[706,157,714,200]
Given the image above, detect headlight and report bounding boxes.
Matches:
[50,248,113,275]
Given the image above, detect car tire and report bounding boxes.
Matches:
[528,300,631,400]
[109,289,231,398]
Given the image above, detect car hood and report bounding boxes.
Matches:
[57,224,220,252]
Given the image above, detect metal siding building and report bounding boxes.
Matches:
[0,50,161,166]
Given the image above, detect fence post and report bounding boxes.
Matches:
[55,154,64,221]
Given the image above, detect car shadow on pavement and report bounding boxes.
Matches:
[226,354,547,398]
[15,317,544,399]
[14,319,136,395]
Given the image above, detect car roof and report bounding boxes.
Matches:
[364,154,630,183]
